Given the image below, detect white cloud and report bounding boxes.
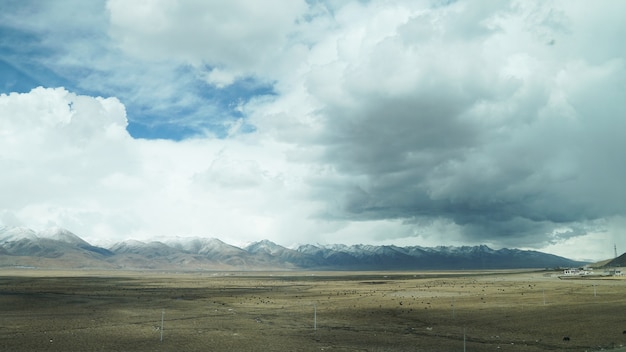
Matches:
[106,0,309,83]
[204,68,238,88]
[0,87,322,247]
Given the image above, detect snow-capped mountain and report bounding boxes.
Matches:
[0,226,587,270]
[244,240,320,268]
[0,226,39,242]
[166,237,246,257]
[294,243,581,270]
[0,226,114,268]
[110,240,182,258]
[245,239,286,255]
[165,237,252,268]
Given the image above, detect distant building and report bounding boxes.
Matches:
[562,268,591,276]
[603,268,623,276]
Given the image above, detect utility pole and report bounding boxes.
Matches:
[160,309,164,342]
[314,303,317,333]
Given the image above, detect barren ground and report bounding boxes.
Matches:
[1,269,625,351]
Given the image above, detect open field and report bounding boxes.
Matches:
[1,269,625,351]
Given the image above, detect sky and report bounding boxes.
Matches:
[0,0,625,261]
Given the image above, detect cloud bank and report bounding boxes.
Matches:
[1,1,625,260]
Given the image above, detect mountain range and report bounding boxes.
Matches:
[0,226,587,271]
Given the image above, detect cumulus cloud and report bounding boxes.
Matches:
[0,87,133,230]
[0,87,314,246]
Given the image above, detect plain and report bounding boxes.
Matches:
[1,269,625,351]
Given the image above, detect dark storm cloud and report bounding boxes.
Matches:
[299,1,626,248]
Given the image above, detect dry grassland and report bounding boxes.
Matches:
[1,269,625,351]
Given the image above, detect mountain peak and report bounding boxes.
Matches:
[38,227,91,246]
[245,239,286,255]
[0,226,38,242]
[165,236,245,256]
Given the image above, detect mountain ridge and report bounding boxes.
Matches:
[0,226,588,270]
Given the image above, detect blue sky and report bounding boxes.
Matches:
[1,0,625,261]
[0,0,274,140]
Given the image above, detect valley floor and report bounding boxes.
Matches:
[1,268,625,351]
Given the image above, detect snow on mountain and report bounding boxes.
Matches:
[296,244,324,256]
[395,246,429,257]
[109,240,182,258]
[165,237,247,257]
[0,226,113,261]
[245,240,321,268]
[0,226,39,242]
[166,237,217,253]
[0,226,91,247]
[108,239,149,252]
[299,243,415,258]
[245,240,288,255]
[0,226,587,270]
[38,227,91,246]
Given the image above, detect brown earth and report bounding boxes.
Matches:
[0,269,625,351]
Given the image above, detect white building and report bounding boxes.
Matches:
[562,268,591,276]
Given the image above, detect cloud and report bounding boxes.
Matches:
[0,88,133,233]
[106,0,309,83]
[0,87,322,247]
[1,1,625,260]
[0,0,287,139]
[245,1,626,253]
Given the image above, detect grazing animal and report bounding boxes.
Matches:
[563,336,570,341]
[623,330,626,334]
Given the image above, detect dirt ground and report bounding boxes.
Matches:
[0,269,625,351]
